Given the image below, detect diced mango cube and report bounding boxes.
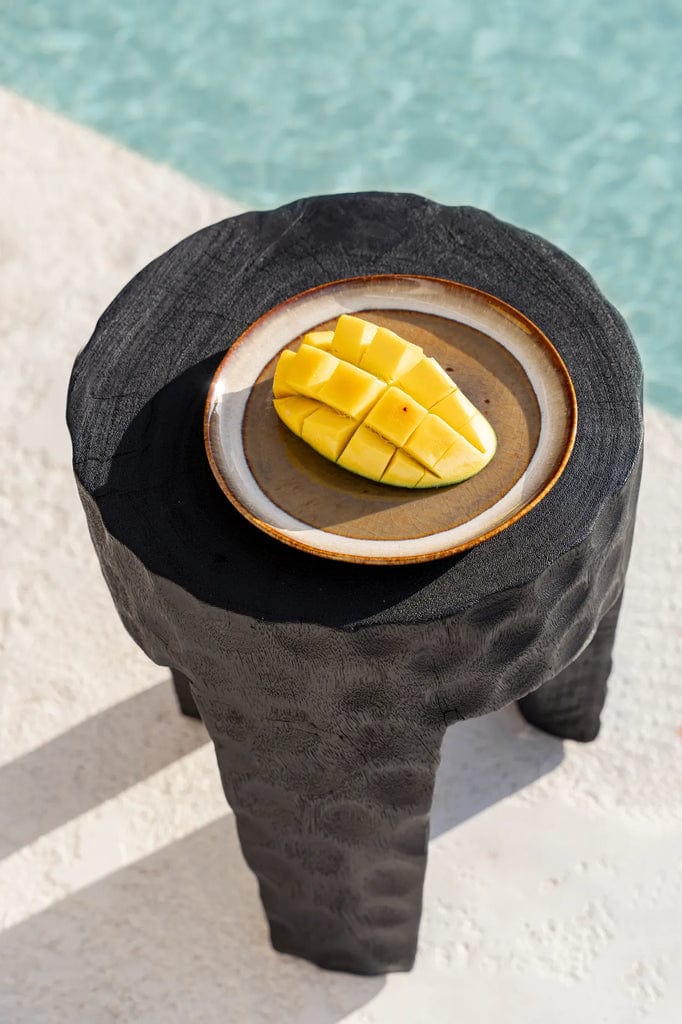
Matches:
[396,356,456,408]
[271,314,496,487]
[364,386,428,446]
[301,407,357,461]
[303,330,334,351]
[431,391,495,453]
[317,361,386,418]
[458,412,496,454]
[283,343,339,397]
[432,432,488,481]
[331,314,377,363]
[338,425,395,481]
[273,396,322,433]
[359,327,423,382]
[404,414,460,470]
[272,348,297,398]
[381,450,427,488]
[415,469,442,489]
[430,388,475,429]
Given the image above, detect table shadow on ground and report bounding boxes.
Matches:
[0,679,208,861]
[0,680,562,1020]
[430,702,563,838]
[0,671,562,861]
[0,815,384,1024]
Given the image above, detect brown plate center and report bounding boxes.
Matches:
[243,309,540,542]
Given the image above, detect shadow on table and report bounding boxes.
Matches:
[0,671,560,858]
[89,355,478,629]
[0,679,562,1020]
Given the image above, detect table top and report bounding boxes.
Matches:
[67,193,643,628]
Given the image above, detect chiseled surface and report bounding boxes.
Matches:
[66,171,644,971]
[1,91,681,1021]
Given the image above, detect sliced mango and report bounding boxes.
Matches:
[364,386,428,447]
[396,356,455,408]
[381,450,428,488]
[337,425,395,481]
[430,388,476,431]
[272,315,496,487]
[459,413,497,455]
[330,314,377,363]
[360,326,423,382]
[301,406,357,461]
[432,432,484,482]
[273,396,321,433]
[303,330,334,351]
[416,469,442,488]
[272,348,297,398]
[318,361,386,419]
[431,390,495,453]
[284,344,339,398]
[404,414,460,468]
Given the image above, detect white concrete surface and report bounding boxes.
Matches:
[1,89,680,1023]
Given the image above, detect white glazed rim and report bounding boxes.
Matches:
[204,274,576,564]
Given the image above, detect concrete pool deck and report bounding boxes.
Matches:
[1,89,680,1022]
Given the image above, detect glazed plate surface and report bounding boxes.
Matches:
[204,275,576,564]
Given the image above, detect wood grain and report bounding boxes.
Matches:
[68,193,644,974]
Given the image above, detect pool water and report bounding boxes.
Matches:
[2,1,680,413]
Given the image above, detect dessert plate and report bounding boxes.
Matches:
[204,275,576,564]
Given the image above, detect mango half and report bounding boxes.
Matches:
[272,315,496,488]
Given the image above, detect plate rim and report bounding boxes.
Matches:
[204,273,577,565]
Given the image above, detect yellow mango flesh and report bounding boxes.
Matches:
[330,314,376,363]
[359,326,423,381]
[303,330,334,350]
[338,425,395,479]
[272,348,297,398]
[301,405,357,461]
[274,396,321,433]
[318,361,386,418]
[364,386,428,447]
[272,315,496,488]
[382,450,428,487]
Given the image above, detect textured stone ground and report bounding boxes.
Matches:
[1,89,681,1023]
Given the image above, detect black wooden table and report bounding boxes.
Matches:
[67,193,643,975]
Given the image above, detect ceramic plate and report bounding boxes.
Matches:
[204,275,576,564]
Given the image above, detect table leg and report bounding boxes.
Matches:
[171,669,201,720]
[190,684,445,975]
[517,593,624,741]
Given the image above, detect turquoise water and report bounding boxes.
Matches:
[2,1,680,412]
